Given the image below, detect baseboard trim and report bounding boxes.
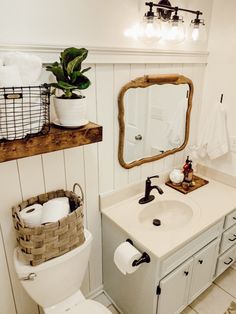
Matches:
[86,285,104,299]
[103,290,124,314]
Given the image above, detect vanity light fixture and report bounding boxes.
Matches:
[125,0,206,44]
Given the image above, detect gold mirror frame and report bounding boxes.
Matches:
[118,74,194,169]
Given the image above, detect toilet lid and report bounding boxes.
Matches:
[68,300,111,314]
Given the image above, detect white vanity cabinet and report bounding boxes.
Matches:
[102,213,223,314]
[157,239,219,314]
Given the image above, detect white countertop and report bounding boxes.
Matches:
[101,176,236,260]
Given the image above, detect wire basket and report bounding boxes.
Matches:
[0,84,50,142]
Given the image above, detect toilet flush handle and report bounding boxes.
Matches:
[21,273,37,281]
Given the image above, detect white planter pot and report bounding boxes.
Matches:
[54,97,88,127]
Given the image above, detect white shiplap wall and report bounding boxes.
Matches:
[0,60,206,314]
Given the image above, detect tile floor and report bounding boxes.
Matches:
[95,266,236,314]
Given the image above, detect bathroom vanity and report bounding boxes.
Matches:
[101,175,236,314]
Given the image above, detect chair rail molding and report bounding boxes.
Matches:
[0,44,209,64]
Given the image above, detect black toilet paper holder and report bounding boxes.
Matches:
[126,239,151,267]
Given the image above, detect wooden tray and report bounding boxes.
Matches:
[165,175,209,194]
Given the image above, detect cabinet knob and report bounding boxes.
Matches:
[135,134,142,141]
[224,257,233,265]
[229,235,236,242]
[198,259,203,264]
[184,271,189,276]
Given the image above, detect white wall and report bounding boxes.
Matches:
[0,1,213,313]
[0,0,212,51]
[199,0,236,175]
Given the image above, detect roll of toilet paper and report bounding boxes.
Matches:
[41,199,70,224]
[114,241,142,275]
[51,197,69,205]
[19,204,43,227]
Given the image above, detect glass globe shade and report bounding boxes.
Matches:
[166,19,185,44]
[188,21,207,43]
[141,17,162,43]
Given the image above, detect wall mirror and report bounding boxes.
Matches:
[118,74,194,169]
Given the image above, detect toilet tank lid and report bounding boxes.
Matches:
[13,229,92,276]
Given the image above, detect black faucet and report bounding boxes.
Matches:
[139,175,164,204]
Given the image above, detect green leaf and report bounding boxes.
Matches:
[74,74,91,90]
[81,67,91,74]
[70,70,82,84]
[57,81,78,90]
[67,54,86,75]
[46,64,66,82]
[61,47,88,71]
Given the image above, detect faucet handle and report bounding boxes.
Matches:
[148,175,159,180]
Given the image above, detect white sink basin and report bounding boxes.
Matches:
[138,200,194,230]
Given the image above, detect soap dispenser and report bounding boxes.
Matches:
[183,156,193,184]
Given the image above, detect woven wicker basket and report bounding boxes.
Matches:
[12,183,85,266]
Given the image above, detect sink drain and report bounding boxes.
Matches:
[153,219,161,226]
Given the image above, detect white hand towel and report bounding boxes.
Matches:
[0,59,3,67]
[197,103,229,160]
[0,94,26,140]
[0,65,22,87]
[4,52,42,85]
[167,97,187,148]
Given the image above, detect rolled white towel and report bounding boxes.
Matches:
[0,86,26,140]
[0,65,22,87]
[4,52,42,85]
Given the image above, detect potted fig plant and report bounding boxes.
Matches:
[46,47,91,127]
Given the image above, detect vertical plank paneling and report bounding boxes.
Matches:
[113,64,130,189]
[0,160,39,314]
[41,151,66,191]
[57,147,89,296]
[84,143,102,291]
[0,225,16,314]
[84,64,103,291]
[63,146,90,295]
[96,64,115,193]
[17,156,45,199]
[64,147,86,202]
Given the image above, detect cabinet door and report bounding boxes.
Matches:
[188,239,219,303]
[157,258,193,314]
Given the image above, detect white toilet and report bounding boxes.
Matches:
[13,229,111,314]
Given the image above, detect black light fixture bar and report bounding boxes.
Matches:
[145,1,203,17]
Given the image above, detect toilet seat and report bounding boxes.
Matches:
[76,300,111,313]
[61,300,111,314]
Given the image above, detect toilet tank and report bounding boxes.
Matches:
[13,229,92,308]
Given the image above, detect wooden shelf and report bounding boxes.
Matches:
[0,122,102,163]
